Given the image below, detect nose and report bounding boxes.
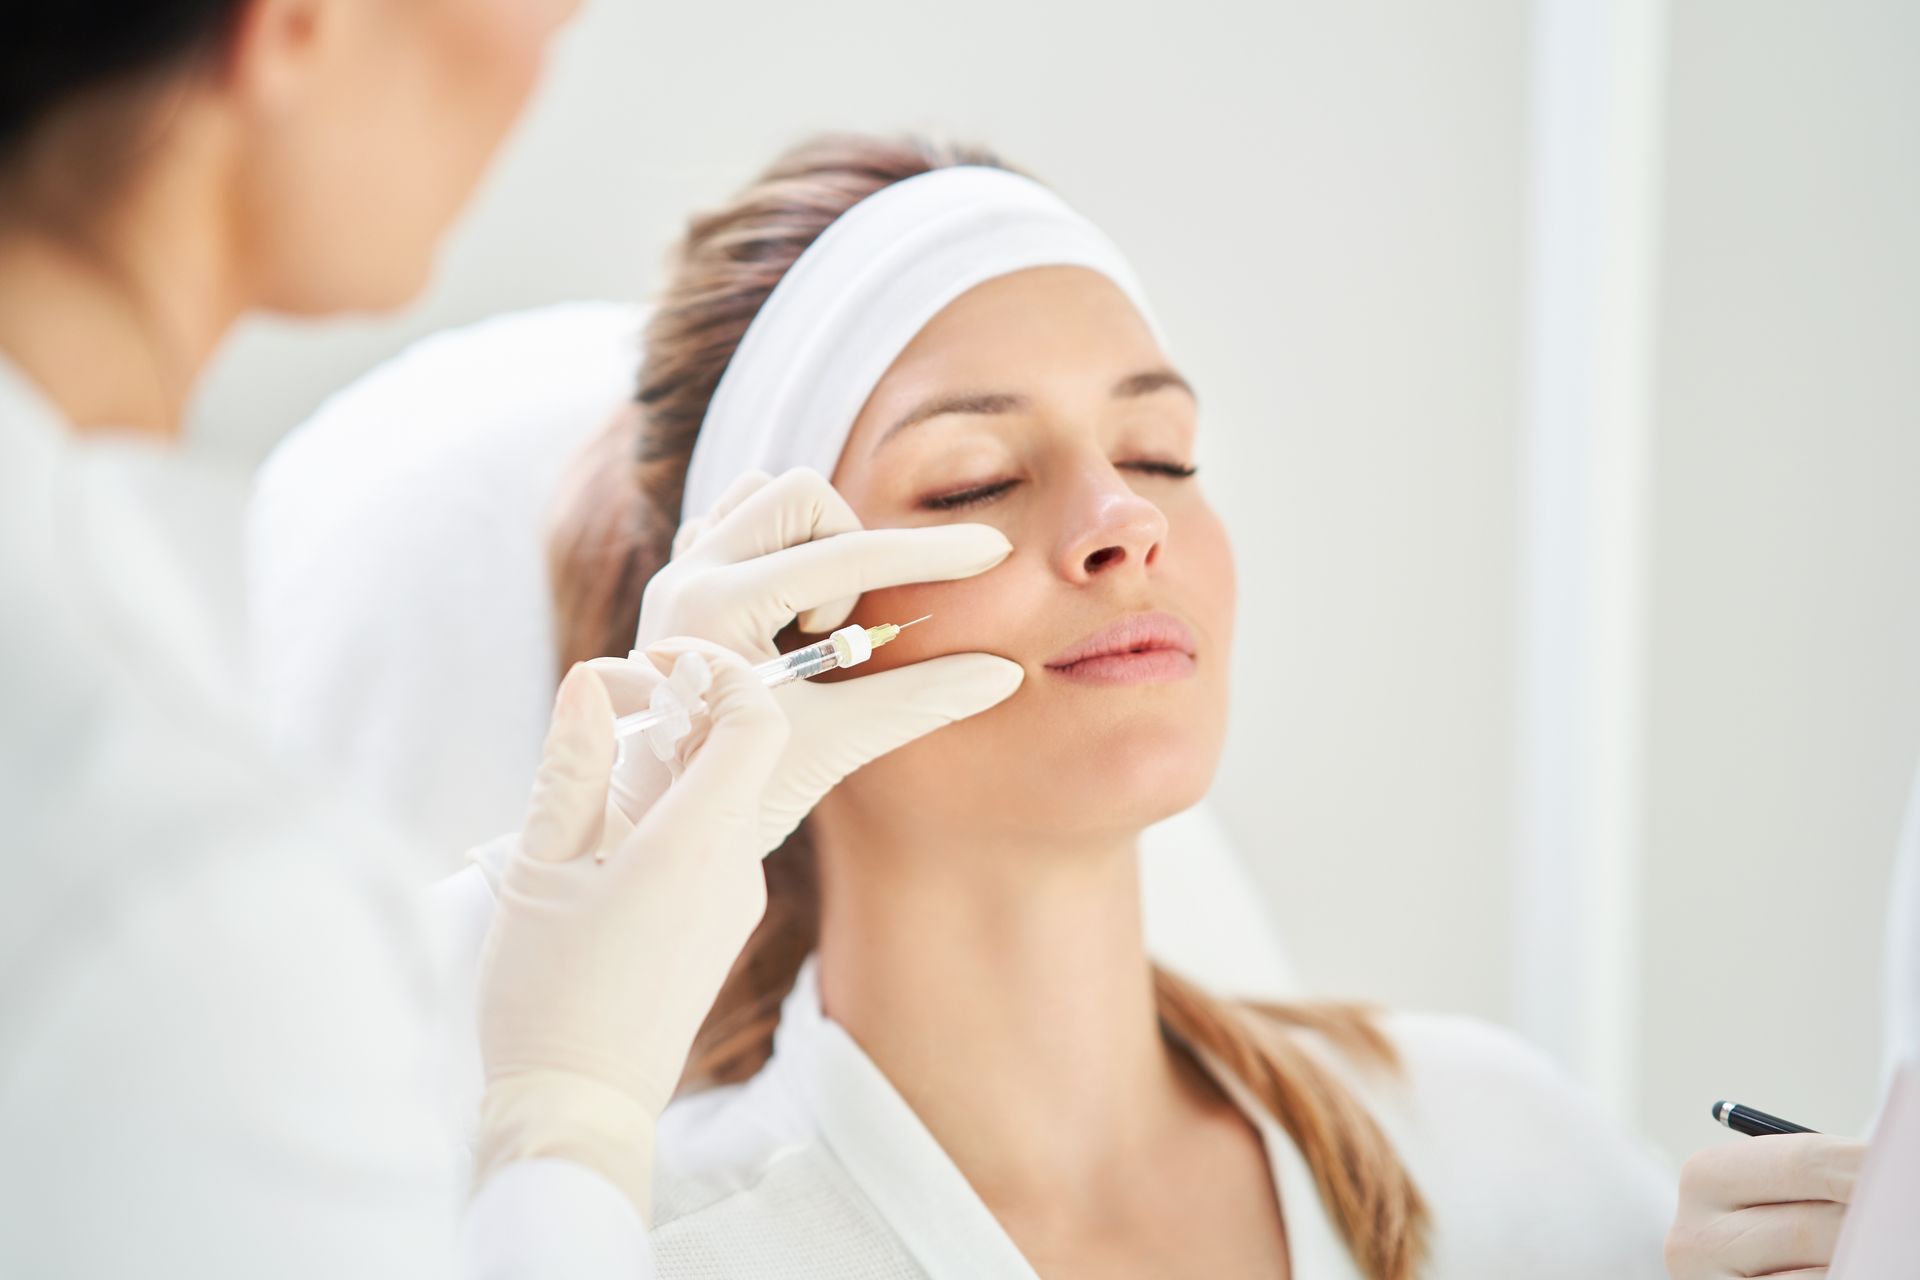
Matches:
[1052,466,1170,583]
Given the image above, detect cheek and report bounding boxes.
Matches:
[842,559,1042,674]
[818,505,1237,835]
[1175,503,1237,663]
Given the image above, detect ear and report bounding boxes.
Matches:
[221,0,342,107]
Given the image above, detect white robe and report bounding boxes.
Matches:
[650,959,1676,1278]
[0,358,646,1278]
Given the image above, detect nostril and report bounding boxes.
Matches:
[1084,545,1125,574]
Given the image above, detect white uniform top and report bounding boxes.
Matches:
[651,958,1677,1279]
[0,358,646,1278]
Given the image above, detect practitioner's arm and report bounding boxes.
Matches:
[0,650,781,1280]
[470,650,788,1216]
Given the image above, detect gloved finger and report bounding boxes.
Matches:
[1711,1202,1846,1277]
[672,469,774,560]
[620,653,789,861]
[650,558,794,659]
[1683,1135,1864,1210]
[639,634,763,674]
[520,664,617,863]
[583,653,669,718]
[670,515,710,561]
[788,652,1024,773]
[583,656,680,819]
[702,468,778,529]
[632,636,762,764]
[610,732,672,822]
[792,522,1006,635]
[653,649,719,767]
[679,467,863,569]
[719,523,1012,637]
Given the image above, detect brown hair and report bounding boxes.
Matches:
[549,133,1430,1280]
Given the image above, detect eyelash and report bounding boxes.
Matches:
[920,461,1199,511]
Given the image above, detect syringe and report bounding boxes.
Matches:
[616,615,930,759]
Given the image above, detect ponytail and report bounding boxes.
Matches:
[1156,967,1430,1280]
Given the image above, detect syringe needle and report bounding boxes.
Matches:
[863,614,932,653]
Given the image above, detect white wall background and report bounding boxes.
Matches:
[191,0,1918,1165]
[1637,0,1920,1161]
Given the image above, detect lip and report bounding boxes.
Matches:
[1045,611,1199,685]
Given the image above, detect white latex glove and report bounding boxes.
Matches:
[606,466,1025,848]
[471,647,785,1217]
[1666,1133,1866,1278]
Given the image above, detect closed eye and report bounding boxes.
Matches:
[1121,460,1198,479]
[921,478,1021,511]
[921,462,1195,511]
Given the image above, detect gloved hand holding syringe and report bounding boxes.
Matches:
[617,615,932,762]
[584,466,1025,855]
[470,466,1023,1210]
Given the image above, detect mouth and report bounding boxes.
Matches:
[1044,611,1199,686]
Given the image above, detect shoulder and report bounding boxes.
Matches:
[1382,1013,1675,1277]
[650,1073,841,1220]
[1373,1010,1673,1189]
[1247,1004,1580,1109]
[1260,1008,1676,1278]
[1373,1010,1594,1106]
[649,1076,920,1278]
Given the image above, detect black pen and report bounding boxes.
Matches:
[1712,1100,1819,1138]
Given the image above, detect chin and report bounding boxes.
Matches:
[1088,721,1220,821]
[990,712,1222,841]
[837,690,1225,842]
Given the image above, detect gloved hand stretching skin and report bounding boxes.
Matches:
[472,648,786,1218]
[1665,1132,1867,1279]
[596,466,1025,845]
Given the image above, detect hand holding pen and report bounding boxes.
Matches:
[1665,1100,1868,1279]
[1711,1100,1815,1138]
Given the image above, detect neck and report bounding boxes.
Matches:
[0,130,242,437]
[813,809,1193,1207]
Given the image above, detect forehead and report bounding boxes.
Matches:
[870,266,1163,397]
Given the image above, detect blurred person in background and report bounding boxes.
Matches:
[0,2,1018,1275]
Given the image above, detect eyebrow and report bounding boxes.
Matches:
[879,391,1030,447]
[1112,367,1197,402]
[874,367,1198,453]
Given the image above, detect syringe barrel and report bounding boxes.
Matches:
[760,639,840,686]
[617,624,884,743]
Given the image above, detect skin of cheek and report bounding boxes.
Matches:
[810,502,1238,848]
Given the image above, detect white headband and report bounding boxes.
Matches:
[681,165,1161,522]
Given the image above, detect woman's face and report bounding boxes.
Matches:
[240,0,580,313]
[820,266,1236,846]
